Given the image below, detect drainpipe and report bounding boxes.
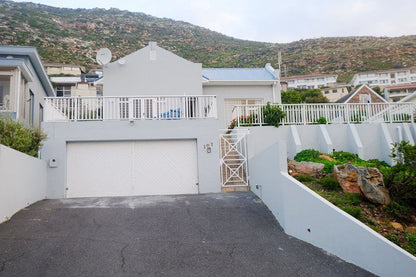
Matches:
[272,81,276,103]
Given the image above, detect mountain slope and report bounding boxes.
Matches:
[1,1,416,82]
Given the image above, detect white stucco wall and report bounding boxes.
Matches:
[0,145,47,223]
[104,44,202,96]
[41,119,221,198]
[203,84,274,128]
[246,127,416,277]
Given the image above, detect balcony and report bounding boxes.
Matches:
[44,95,217,122]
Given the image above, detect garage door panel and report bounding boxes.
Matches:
[66,140,198,198]
[133,141,198,195]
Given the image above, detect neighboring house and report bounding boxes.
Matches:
[350,67,416,87]
[384,83,416,102]
[0,46,55,128]
[47,63,100,97]
[336,85,387,104]
[321,83,350,102]
[50,74,100,97]
[281,73,337,89]
[44,63,85,76]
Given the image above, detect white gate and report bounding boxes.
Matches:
[219,130,249,188]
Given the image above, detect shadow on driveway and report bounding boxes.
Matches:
[0,192,374,276]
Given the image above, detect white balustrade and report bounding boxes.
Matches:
[233,103,416,127]
[44,95,217,122]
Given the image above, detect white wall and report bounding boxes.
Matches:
[41,119,221,198]
[104,44,202,96]
[0,145,47,223]
[203,84,274,128]
[246,127,416,277]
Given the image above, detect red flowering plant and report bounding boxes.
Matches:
[226,115,255,133]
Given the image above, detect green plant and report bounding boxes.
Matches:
[0,117,47,157]
[262,102,285,128]
[314,117,327,124]
[318,176,340,191]
[384,201,408,221]
[385,141,416,203]
[294,149,321,162]
[296,174,316,183]
[342,206,362,219]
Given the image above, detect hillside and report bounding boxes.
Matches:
[1,1,416,82]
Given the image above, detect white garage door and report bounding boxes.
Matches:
[66,140,198,198]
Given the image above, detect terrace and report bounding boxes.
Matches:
[44,95,217,121]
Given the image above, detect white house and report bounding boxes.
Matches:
[281,73,337,89]
[41,42,281,199]
[350,67,416,87]
[0,46,55,128]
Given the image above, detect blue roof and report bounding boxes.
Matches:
[202,68,277,81]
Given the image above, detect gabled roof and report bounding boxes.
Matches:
[336,84,387,103]
[0,46,55,96]
[385,83,416,90]
[202,68,277,81]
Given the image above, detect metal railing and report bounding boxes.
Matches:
[233,103,416,127]
[44,95,217,122]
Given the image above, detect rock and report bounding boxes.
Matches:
[319,154,336,162]
[406,226,416,235]
[333,163,361,194]
[357,167,391,205]
[411,215,416,223]
[333,163,391,205]
[288,160,325,177]
[390,222,404,231]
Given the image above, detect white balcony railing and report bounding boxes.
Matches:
[44,95,217,122]
[232,103,416,127]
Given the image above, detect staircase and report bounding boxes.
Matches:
[220,132,250,192]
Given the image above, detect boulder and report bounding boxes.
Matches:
[333,163,361,194]
[357,167,391,205]
[406,226,416,235]
[288,160,325,177]
[333,163,391,205]
[390,222,404,231]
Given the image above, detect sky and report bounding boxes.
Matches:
[13,0,416,43]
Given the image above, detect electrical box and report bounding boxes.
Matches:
[49,158,58,168]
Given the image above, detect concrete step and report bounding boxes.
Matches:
[222,186,250,192]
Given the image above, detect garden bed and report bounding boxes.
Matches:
[291,148,416,257]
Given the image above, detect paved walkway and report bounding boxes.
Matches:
[0,192,374,276]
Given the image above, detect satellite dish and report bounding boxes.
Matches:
[96,48,112,65]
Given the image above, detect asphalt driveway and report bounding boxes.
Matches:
[0,192,374,277]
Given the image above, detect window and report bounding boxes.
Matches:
[324,90,329,94]
[398,78,408,83]
[390,73,395,78]
[56,85,72,97]
[29,90,34,126]
[359,94,371,103]
[0,75,11,110]
[39,104,43,127]
[332,89,337,93]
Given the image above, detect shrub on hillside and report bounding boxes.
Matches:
[0,117,46,157]
[385,141,416,204]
